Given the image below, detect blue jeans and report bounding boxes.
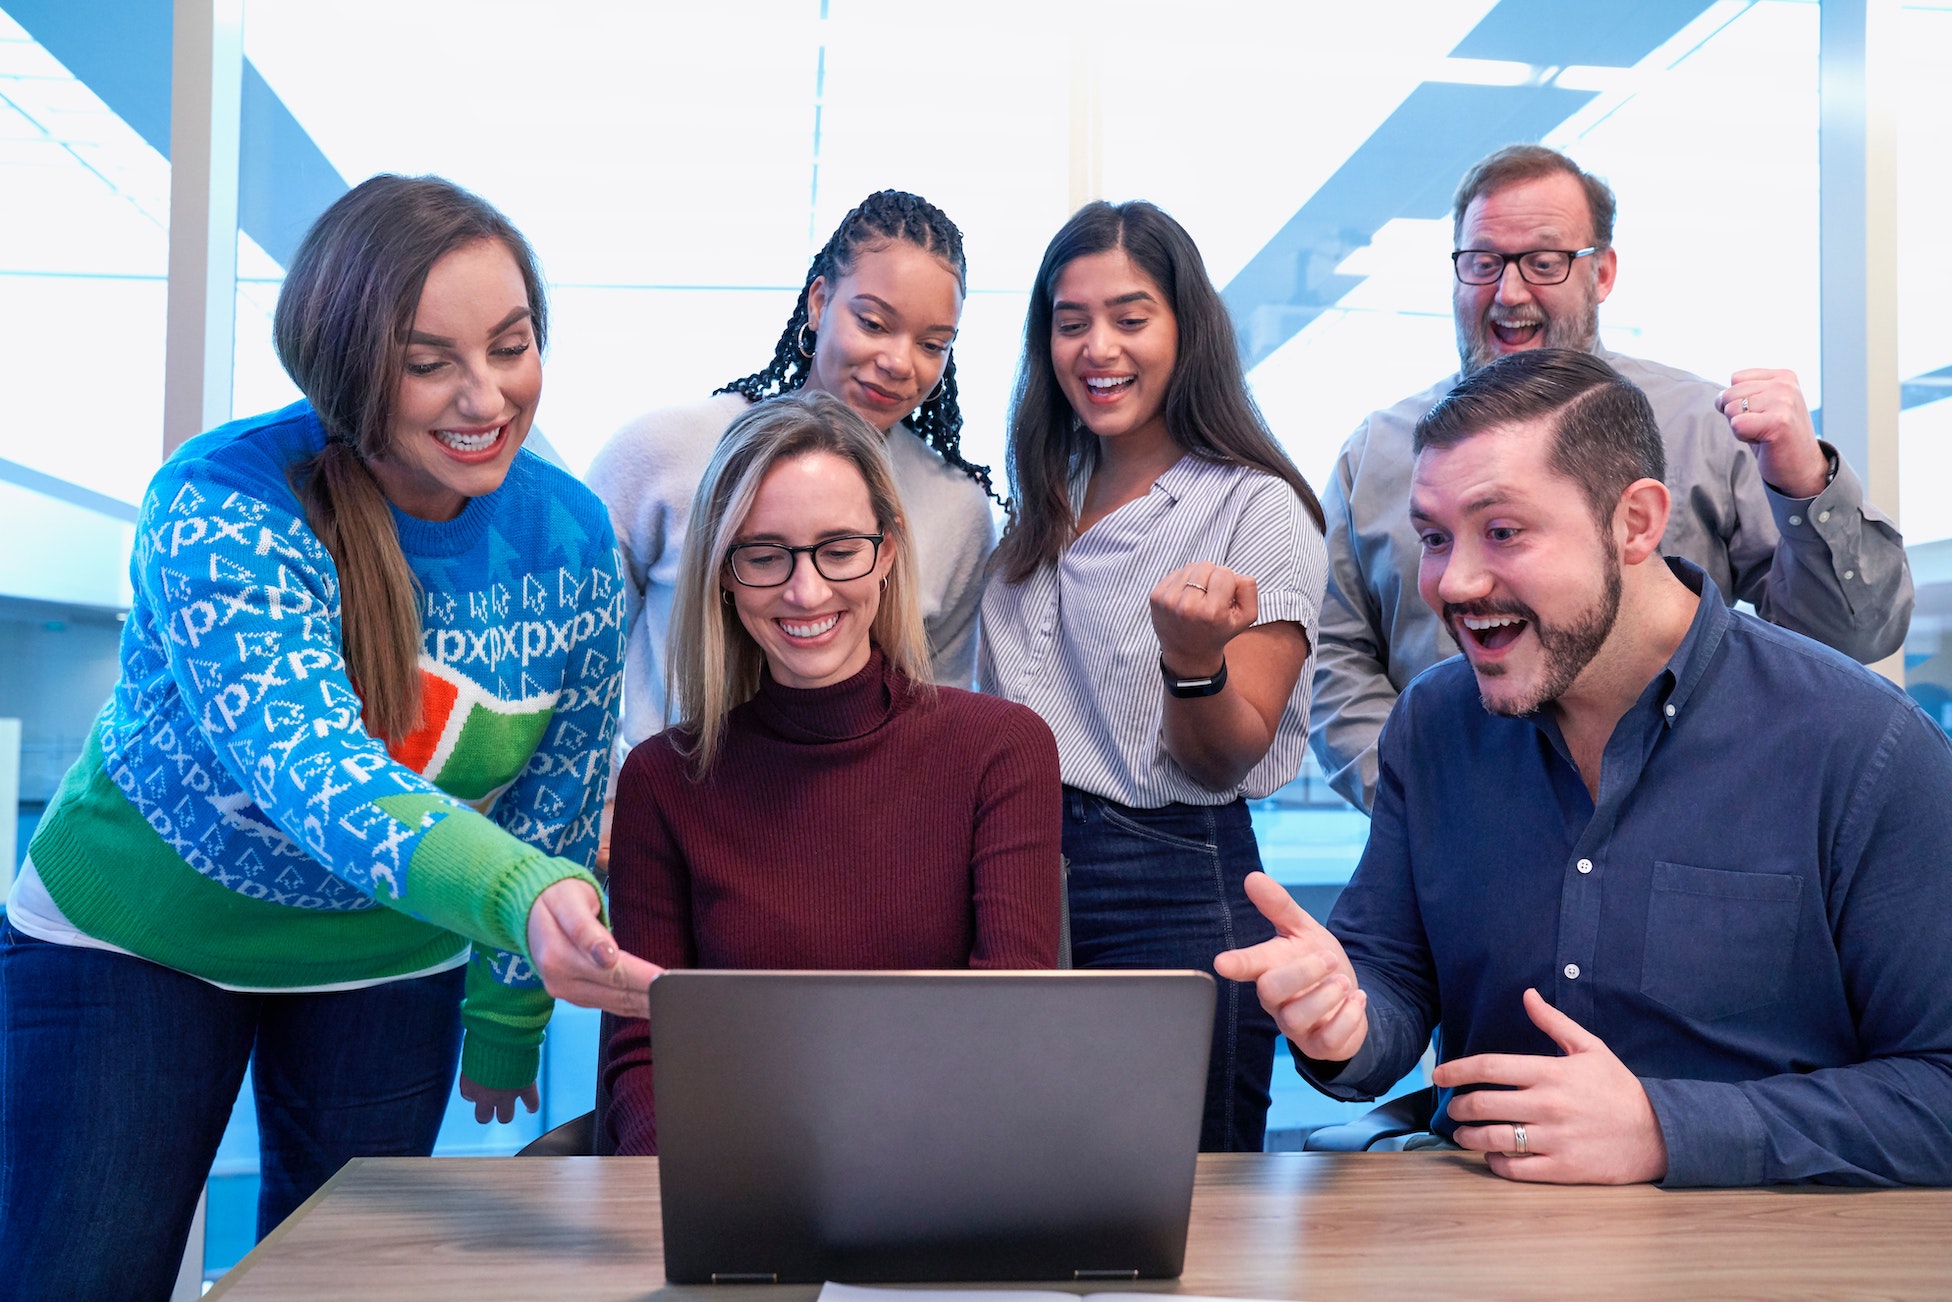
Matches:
[0,919,463,1299]
[1061,789,1278,1152]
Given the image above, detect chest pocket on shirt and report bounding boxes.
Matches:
[1641,861,1802,1023]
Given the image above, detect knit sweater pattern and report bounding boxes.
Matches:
[26,402,624,1089]
[602,649,1062,1154]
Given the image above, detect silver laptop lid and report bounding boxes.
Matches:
[651,970,1214,1285]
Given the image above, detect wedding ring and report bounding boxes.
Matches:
[1185,581,1208,592]
[1512,1124,1530,1156]
[1739,397,1751,414]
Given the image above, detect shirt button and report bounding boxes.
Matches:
[1577,858,1593,874]
[1818,510,1831,523]
[1564,963,1581,980]
[1843,570,1855,581]
[1788,515,1802,526]
[1664,704,1676,718]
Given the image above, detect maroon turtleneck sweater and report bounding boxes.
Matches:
[601,650,1063,1155]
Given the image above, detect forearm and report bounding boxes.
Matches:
[1289,972,1429,1101]
[1644,1055,1952,1187]
[1161,680,1279,792]
[461,950,554,1091]
[1749,448,1912,662]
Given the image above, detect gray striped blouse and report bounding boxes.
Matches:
[979,454,1328,808]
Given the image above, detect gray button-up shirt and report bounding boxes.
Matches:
[1311,348,1913,812]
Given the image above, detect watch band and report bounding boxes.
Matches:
[1161,656,1228,698]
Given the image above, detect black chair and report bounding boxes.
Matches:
[516,1107,596,1157]
[1300,1085,1438,1152]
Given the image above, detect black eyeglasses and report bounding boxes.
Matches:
[1451,247,1597,286]
[726,534,885,588]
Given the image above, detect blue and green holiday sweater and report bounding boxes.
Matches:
[26,401,624,1089]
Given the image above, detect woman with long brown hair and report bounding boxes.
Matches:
[0,175,656,1298]
[982,200,1329,1154]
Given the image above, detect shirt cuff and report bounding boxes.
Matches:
[1642,1076,1769,1187]
[1286,1019,1395,1101]
[1764,443,1850,544]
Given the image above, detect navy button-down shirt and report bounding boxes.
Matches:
[1309,559,1952,1186]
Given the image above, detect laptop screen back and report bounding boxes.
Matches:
[651,970,1214,1284]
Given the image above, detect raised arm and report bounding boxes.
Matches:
[1714,368,1912,663]
[1155,477,1324,794]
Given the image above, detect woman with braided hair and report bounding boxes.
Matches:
[588,191,999,797]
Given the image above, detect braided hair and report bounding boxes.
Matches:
[716,189,1000,505]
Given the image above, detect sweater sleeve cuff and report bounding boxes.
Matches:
[460,1032,543,1094]
[460,958,555,1091]
[1642,1076,1769,1187]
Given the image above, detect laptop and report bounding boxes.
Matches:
[650,969,1214,1285]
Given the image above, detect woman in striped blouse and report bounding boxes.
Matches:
[980,200,1329,1152]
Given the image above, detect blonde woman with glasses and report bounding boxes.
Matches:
[599,391,1061,1156]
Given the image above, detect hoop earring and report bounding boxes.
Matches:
[796,322,816,358]
[923,372,947,404]
[879,577,888,592]
[721,588,734,604]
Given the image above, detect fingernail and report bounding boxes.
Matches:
[591,941,616,965]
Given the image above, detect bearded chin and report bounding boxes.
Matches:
[1477,547,1623,718]
[1455,302,1603,378]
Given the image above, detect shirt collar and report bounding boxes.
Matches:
[1652,556,1731,727]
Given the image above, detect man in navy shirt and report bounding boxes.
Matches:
[1218,349,1952,1186]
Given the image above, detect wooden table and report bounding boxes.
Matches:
[206,1152,1952,1300]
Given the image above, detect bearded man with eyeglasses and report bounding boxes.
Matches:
[1309,144,1913,815]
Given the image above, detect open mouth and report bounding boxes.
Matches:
[1488,318,1543,348]
[432,425,506,458]
[777,613,840,640]
[1458,612,1528,652]
[1083,375,1134,402]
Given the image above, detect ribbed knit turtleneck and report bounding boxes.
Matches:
[601,647,1063,1155]
[745,651,900,744]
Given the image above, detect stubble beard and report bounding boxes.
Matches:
[1464,544,1624,718]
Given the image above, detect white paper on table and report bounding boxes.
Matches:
[818,1283,1281,1302]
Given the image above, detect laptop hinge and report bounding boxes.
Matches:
[1074,1270,1140,1281]
[709,1273,779,1285]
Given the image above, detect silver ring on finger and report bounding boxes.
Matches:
[1512,1123,1530,1157]
[1184,581,1208,592]
[1739,397,1751,414]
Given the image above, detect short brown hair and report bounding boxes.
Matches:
[1452,144,1616,250]
[1414,349,1664,529]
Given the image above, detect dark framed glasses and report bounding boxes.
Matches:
[1451,247,1597,286]
[726,534,884,588]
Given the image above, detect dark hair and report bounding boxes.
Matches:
[1413,349,1665,527]
[1452,144,1616,250]
[276,174,548,744]
[993,200,1325,582]
[715,189,997,505]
